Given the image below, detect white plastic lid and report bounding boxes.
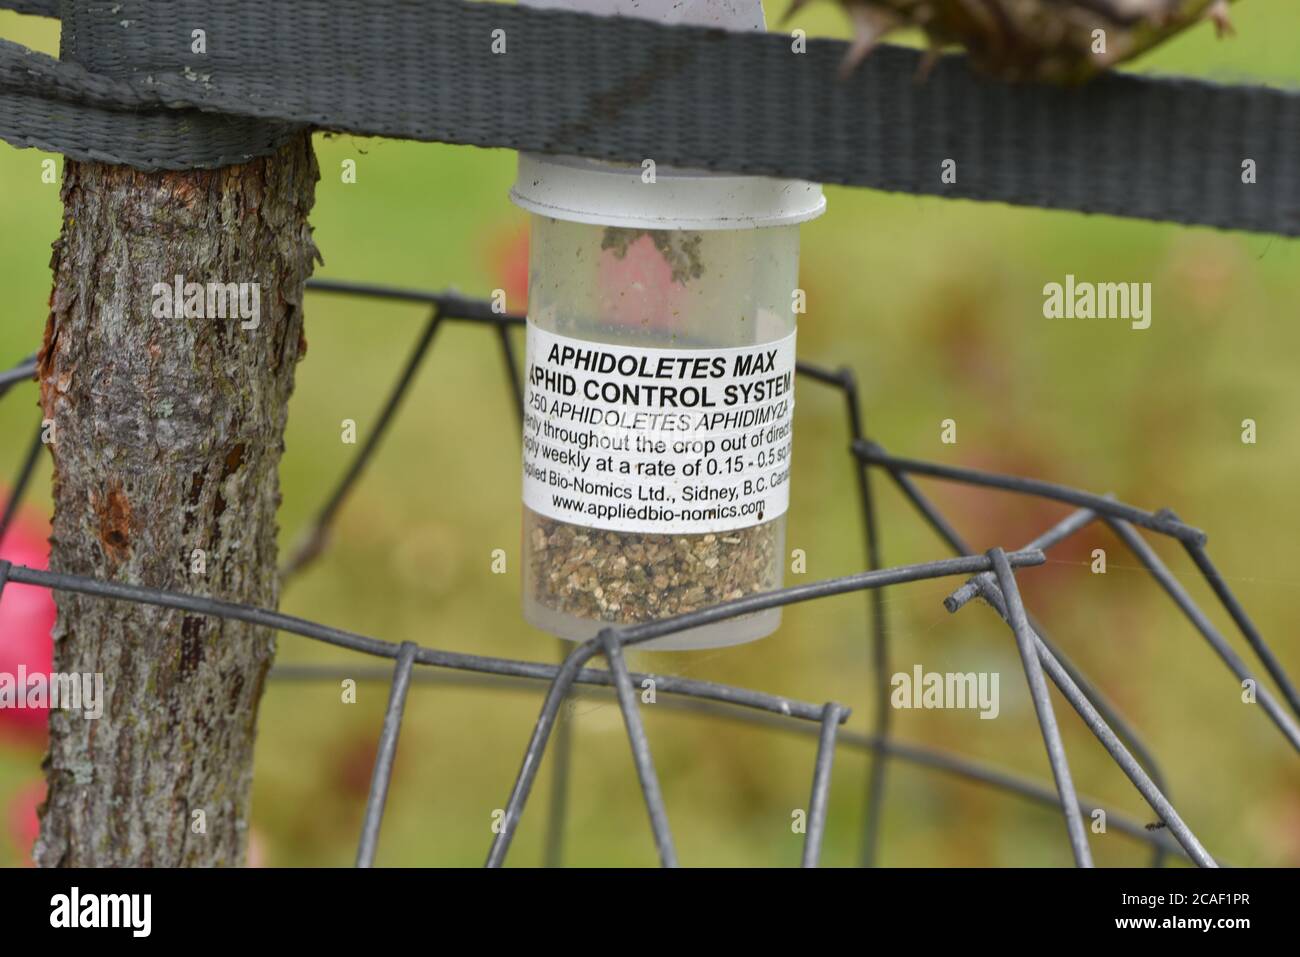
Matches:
[512,154,826,230]
[510,0,826,230]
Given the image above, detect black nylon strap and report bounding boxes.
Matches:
[4,0,56,16]
[1,0,1297,236]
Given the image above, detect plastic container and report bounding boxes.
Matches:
[511,0,824,650]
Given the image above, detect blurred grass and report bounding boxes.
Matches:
[1,1,1298,867]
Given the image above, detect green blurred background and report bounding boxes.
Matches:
[0,1,1297,867]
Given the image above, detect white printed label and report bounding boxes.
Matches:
[522,324,795,534]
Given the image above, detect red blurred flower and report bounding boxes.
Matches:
[595,231,692,333]
[0,496,56,744]
[485,220,530,314]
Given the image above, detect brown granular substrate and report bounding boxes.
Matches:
[527,513,779,624]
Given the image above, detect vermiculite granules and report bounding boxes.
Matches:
[527,518,782,623]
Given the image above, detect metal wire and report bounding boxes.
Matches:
[988,547,1093,868]
[950,570,1219,869]
[267,663,1204,863]
[0,278,1295,868]
[356,641,418,868]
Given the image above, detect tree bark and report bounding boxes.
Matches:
[33,134,319,866]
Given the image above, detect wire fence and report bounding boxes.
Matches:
[1,278,1297,867]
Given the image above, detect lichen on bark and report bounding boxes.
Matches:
[34,133,319,866]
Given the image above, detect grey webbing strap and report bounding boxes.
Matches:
[4,0,56,16]
[1,0,1297,236]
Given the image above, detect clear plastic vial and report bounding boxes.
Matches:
[512,0,821,653]
[522,217,800,649]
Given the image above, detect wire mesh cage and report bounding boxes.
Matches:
[3,277,1294,868]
